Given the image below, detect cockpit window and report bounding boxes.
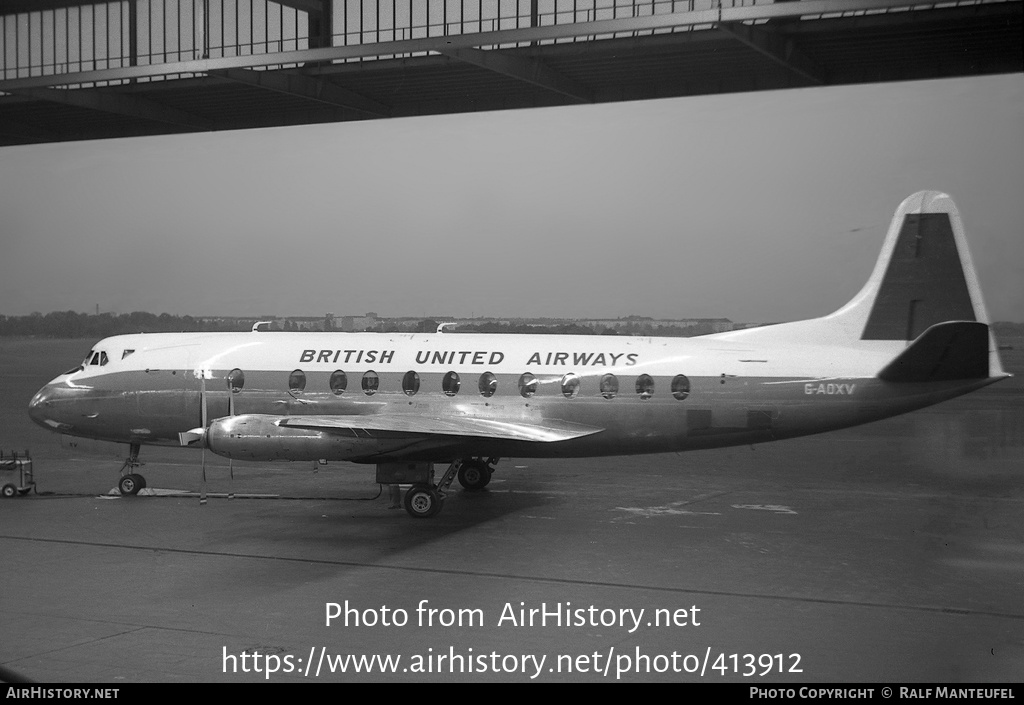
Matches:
[122,349,135,360]
[65,350,92,374]
[90,352,100,366]
[99,351,108,366]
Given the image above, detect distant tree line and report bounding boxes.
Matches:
[0,311,257,338]
[443,321,598,336]
[0,313,722,338]
[10,311,1015,340]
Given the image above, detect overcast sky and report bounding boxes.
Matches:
[1,73,1021,324]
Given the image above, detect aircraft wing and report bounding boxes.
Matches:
[275,414,604,443]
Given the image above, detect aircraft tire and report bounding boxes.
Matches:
[457,461,490,491]
[118,474,142,496]
[404,485,443,518]
[1,484,16,499]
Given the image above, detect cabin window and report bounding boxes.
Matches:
[671,374,690,401]
[443,371,461,397]
[227,368,244,393]
[561,373,580,399]
[362,371,379,395]
[636,374,654,400]
[478,372,497,398]
[600,373,618,400]
[288,369,306,394]
[330,370,347,395]
[402,370,420,396]
[518,372,537,398]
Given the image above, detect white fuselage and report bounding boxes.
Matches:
[28,329,997,463]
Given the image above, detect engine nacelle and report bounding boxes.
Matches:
[206,414,400,461]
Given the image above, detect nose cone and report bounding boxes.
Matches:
[28,384,71,432]
[29,385,53,429]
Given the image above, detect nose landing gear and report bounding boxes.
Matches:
[117,443,147,495]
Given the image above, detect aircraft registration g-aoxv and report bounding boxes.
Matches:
[29,192,1009,517]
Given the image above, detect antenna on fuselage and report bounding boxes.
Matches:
[436,322,458,333]
[252,321,273,332]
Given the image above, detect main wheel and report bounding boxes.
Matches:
[457,461,491,491]
[404,485,444,518]
[118,474,142,495]
[1,484,16,498]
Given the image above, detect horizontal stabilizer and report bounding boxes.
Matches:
[877,321,990,383]
[277,414,604,443]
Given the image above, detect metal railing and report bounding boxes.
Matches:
[1,0,775,82]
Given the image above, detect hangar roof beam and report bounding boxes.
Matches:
[5,86,214,130]
[1,0,960,92]
[0,117,58,142]
[210,68,391,117]
[438,47,594,104]
[718,22,826,86]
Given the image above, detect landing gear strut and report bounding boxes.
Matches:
[402,457,499,518]
[118,442,146,495]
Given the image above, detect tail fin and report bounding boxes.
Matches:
[833,191,1007,380]
[717,191,1006,381]
[829,191,990,340]
[857,192,986,340]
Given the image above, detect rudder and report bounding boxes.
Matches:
[861,207,978,340]
[821,191,993,342]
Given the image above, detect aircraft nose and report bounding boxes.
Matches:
[28,384,67,431]
[29,386,52,427]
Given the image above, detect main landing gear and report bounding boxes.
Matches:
[117,442,147,495]
[402,457,499,519]
[457,458,493,491]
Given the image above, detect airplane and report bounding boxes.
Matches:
[28,191,1009,518]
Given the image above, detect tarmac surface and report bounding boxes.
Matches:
[1,339,1022,682]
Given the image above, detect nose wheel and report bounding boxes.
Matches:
[118,473,147,495]
[117,443,147,496]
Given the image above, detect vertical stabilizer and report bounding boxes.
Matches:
[826,191,991,340]
[819,191,1005,379]
[714,191,1006,381]
[861,196,979,339]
